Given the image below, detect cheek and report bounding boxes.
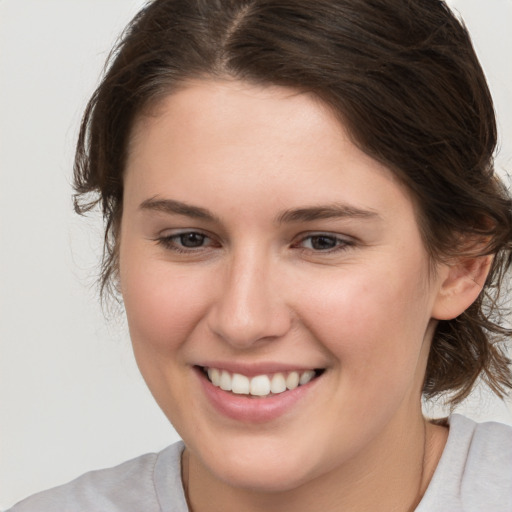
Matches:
[297,262,432,378]
[120,255,210,356]
[119,253,214,421]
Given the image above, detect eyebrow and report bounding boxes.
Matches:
[139,197,220,222]
[276,204,380,224]
[139,197,380,224]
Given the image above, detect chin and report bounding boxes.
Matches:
[194,436,326,493]
[216,460,314,493]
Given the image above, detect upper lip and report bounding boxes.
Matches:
[195,361,325,377]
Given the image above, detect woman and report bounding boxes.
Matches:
[10,0,512,510]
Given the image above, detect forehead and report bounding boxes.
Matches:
[125,79,415,224]
[129,78,341,156]
[128,79,388,172]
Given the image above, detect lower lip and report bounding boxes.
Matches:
[195,368,321,423]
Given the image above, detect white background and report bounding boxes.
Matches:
[1,0,511,508]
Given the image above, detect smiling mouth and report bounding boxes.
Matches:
[199,366,325,398]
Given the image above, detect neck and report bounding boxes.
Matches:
[183,410,448,512]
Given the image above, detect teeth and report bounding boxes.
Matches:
[207,368,221,386]
[205,367,320,397]
[270,373,287,394]
[231,373,250,394]
[286,371,300,390]
[219,370,232,391]
[299,370,316,386]
[250,375,271,396]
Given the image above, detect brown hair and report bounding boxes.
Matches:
[74,0,512,404]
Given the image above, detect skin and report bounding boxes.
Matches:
[119,80,488,512]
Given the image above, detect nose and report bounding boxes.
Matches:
[206,250,292,349]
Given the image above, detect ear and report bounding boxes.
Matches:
[432,254,493,320]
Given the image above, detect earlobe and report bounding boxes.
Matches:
[432,254,493,320]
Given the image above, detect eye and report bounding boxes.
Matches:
[155,231,217,252]
[294,233,353,253]
[176,232,208,248]
[303,235,338,250]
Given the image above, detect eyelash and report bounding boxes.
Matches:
[154,231,354,255]
[293,233,354,254]
[155,231,217,254]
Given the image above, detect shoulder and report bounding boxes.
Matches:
[418,414,512,512]
[455,414,512,508]
[7,441,186,512]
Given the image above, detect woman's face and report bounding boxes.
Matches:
[120,80,448,492]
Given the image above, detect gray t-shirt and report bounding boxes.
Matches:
[8,414,512,511]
